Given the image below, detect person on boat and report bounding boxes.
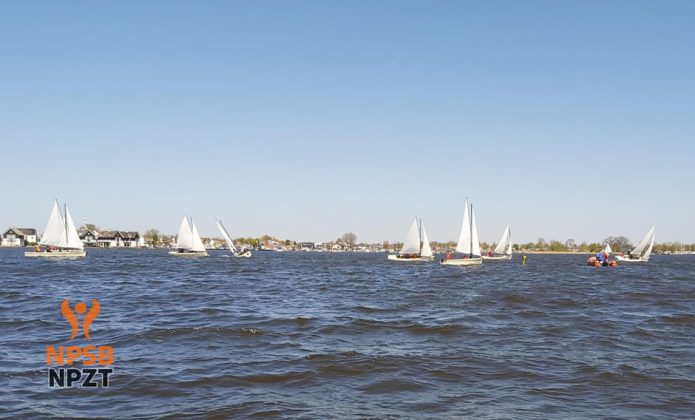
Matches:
[487,250,493,257]
[34,244,40,252]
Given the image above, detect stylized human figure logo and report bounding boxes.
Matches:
[61,299,100,341]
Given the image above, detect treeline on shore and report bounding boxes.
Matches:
[139,229,694,253]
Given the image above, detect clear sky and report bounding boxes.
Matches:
[1,1,694,244]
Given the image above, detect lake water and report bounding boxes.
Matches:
[1,249,693,418]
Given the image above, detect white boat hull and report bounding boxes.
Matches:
[441,257,483,266]
[387,254,435,262]
[169,250,208,257]
[235,250,252,258]
[25,250,86,258]
[615,255,649,262]
[481,254,512,261]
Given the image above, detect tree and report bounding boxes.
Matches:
[604,236,632,253]
[144,229,161,247]
[549,240,565,252]
[341,232,357,250]
[81,223,100,232]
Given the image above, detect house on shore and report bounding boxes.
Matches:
[79,229,99,246]
[299,242,315,251]
[1,228,38,247]
[78,230,142,247]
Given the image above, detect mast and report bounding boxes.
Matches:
[469,202,473,258]
[418,218,423,255]
[63,203,68,249]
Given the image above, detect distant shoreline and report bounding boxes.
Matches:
[519,251,590,255]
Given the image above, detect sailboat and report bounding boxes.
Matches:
[387,218,434,262]
[482,225,512,261]
[602,243,613,254]
[215,218,252,258]
[441,199,483,266]
[615,225,656,263]
[25,200,86,258]
[169,216,208,256]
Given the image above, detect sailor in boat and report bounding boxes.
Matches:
[596,251,605,264]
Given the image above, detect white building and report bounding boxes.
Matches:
[84,231,142,248]
[1,228,38,247]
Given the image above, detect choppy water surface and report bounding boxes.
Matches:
[1,249,693,418]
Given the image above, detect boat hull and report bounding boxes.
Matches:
[587,260,618,267]
[387,254,435,262]
[234,251,252,258]
[168,250,208,257]
[615,255,648,262]
[481,255,512,261]
[25,250,86,258]
[441,257,483,266]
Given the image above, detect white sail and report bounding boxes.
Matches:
[215,219,238,253]
[420,224,433,257]
[175,216,193,250]
[40,200,67,247]
[631,225,656,260]
[190,219,206,252]
[400,218,421,255]
[471,206,481,257]
[455,200,472,254]
[603,243,613,254]
[64,206,84,250]
[493,225,511,255]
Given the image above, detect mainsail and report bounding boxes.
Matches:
[455,200,481,257]
[420,224,433,257]
[603,243,613,254]
[64,206,84,250]
[175,216,193,250]
[631,225,656,259]
[493,225,512,256]
[215,219,238,253]
[40,201,66,247]
[190,219,207,252]
[455,201,472,254]
[470,206,481,257]
[400,219,421,255]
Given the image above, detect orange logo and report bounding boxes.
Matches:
[47,298,114,388]
[61,299,100,340]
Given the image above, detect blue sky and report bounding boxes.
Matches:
[1,1,694,243]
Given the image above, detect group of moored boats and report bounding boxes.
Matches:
[24,200,251,259]
[388,199,513,266]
